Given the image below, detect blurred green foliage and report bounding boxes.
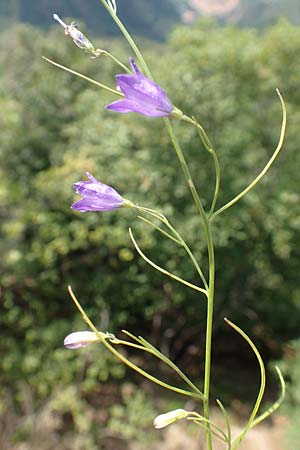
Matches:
[1,17,300,448]
[277,341,300,449]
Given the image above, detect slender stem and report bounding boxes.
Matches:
[203,227,215,450]
[68,286,204,400]
[96,6,215,448]
[138,207,208,290]
[181,114,221,217]
[217,399,232,450]
[42,56,123,96]
[137,215,182,245]
[180,239,209,291]
[123,331,204,397]
[98,0,151,78]
[209,150,221,216]
[250,366,285,428]
[99,0,211,293]
[98,50,131,73]
[163,217,209,290]
[112,334,204,397]
[106,0,117,14]
[190,418,228,443]
[225,318,266,450]
[136,206,165,220]
[164,120,206,220]
[164,120,215,450]
[129,228,207,296]
[211,90,286,219]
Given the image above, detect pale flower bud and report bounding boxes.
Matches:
[64,331,103,349]
[53,14,95,53]
[153,409,189,429]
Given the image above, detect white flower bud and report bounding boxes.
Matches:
[64,331,103,349]
[153,409,189,429]
[53,14,95,53]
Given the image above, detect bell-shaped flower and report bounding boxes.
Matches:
[71,172,133,212]
[153,409,189,429]
[64,331,103,349]
[106,58,173,117]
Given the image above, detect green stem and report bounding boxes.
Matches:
[42,56,123,96]
[122,331,204,397]
[164,120,206,220]
[209,151,221,216]
[98,49,131,73]
[137,215,182,245]
[97,5,215,447]
[164,120,215,450]
[225,318,266,450]
[190,418,227,443]
[137,207,208,290]
[181,114,221,217]
[216,399,232,450]
[250,366,285,428]
[99,0,211,298]
[68,286,203,400]
[211,89,286,220]
[180,238,209,291]
[129,227,207,296]
[203,227,215,450]
[98,1,151,78]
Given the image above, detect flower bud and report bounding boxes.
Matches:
[53,14,95,53]
[71,172,129,213]
[64,331,104,349]
[153,409,189,429]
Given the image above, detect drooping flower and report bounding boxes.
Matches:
[53,14,95,52]
[105,58,173,117]
[153,409,189,429]
[71,172,133,212]
[64,331,101,349]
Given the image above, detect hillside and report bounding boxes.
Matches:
[0,0,299,39]
[0,0,180,40]
[183,0,300,27]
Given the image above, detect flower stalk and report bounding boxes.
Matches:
[211,89,286,220]
[51,3,288,449]
[43,56,122,96]
[67,286,204,400]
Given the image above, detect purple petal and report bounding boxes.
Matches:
[129,57,141,76]
[116,74,173,115]
[73,180,123,200]
[106,99,139,114]
[86,172,98,183]
[106,98,170,117]
[106,58,173,117]
[71,173,124,212]
[71,197,123,212]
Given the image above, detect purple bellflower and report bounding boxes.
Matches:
[106,58,174,117]
[64,331,100,349]
[71,172,133,212]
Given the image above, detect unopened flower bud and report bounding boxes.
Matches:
[53,14,95,53]
[71,172,133,213]
[64,331,104,349]
[153,409,189,429]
